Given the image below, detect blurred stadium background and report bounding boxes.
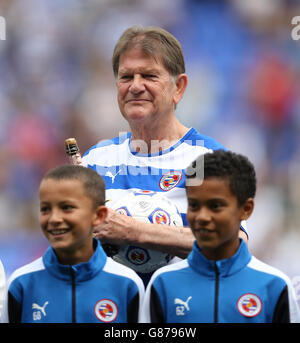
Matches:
[0,0,299,303]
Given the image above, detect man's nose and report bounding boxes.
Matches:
[129,75,145,94]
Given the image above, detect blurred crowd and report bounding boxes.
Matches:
[0,0,299,300]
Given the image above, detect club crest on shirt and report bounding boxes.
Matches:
[237,293,262,317]
[151,209,170,225]
[126,246,150,265]
[159,171,183,191]
[94,299,118,322]
[115,206,130,216]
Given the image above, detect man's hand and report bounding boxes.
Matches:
[94,208,248,259]
[93,208,195,259]
[93,208,141,245]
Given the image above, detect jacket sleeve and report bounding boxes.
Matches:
[273,284,300,323]
[0,260,5,321]
[150,286,166,323]
[1,289,22,324]
[127,292,139,323]
[139,279,165,323]
[8,291,22,323]
[272,286,290,323]
[127,275,145,323]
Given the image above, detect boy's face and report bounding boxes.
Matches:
[186,177,253,260]
[39,178,106,264]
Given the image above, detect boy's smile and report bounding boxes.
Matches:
[39,178,100,265]
[186,177,253,261]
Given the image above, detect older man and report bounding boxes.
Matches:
[82,26,247,284]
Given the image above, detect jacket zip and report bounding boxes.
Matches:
[70,267,76,323]
[214,263,219,323]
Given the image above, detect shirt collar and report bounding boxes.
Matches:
[43,239,107,281]
[187,239,251,277]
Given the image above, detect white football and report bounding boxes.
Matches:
[110,190,183,274]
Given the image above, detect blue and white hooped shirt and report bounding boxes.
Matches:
[82,128,226,227]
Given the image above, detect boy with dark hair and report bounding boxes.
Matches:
[2,165,144,323]
[141,150,300,323]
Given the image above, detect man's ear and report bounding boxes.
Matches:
[93,205,108,227]
[240,198,254,221]
[173,73,188,105]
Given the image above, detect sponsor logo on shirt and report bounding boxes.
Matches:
[32,301,49,321]
[174,296,192,316]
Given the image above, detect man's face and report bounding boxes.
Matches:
[116,47,177,125]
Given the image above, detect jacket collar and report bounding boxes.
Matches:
[187,239,251,277]
[42,239,107,281]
